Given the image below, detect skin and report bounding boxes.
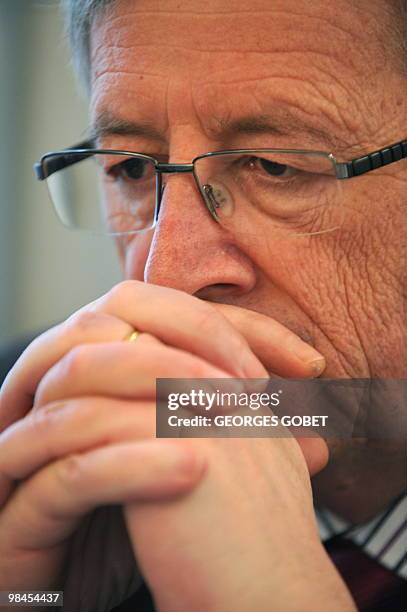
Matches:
[0,0,406,609]
[0,288,340,610]
[92,0,407,380]
[90,0,407,518]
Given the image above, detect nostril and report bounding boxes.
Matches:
[212,283,236,289]
[195,283,241,300]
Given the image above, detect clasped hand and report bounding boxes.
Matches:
[0,281,355,611]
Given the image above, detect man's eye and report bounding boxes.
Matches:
[248,156,296,178]
[120,158,150,179]
[109,158,152,180]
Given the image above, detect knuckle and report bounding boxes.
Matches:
[25,409,53,440]
[108,280,140,304]
[56,453,87,490]
[40,398,79,420]
[30,406,63,455]
[65,309,106,336]
[61,398,101,428]
[34,374,58,409]
[59,345,92,380]
[187,358,216,378]
[29,403,63,432]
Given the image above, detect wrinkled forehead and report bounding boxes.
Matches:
[90,0,391,65]
[89,0,399,151]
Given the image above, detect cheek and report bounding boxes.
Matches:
[118,231,154,280]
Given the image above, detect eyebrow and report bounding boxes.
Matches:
[91,110,341,151]
[90,111,165,142]
[217,115,341,151]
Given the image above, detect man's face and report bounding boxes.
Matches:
[90,0,407,379]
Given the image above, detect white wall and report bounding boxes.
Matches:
[0,0,121,344]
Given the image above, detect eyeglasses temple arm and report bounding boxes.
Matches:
[34,139,95,180]
[335,139,407,179]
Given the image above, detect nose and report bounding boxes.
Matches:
[137,173,256,297]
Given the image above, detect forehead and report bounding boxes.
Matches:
[89,0,392,151]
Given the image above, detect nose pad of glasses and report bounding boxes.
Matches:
[202,182,234,219]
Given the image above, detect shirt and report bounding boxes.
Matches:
[317,492,407,579]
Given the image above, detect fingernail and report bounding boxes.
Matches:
[291,341,326,374]
[308,358,326,376]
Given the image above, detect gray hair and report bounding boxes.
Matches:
[61,0,114,90]
[62,0,407,92]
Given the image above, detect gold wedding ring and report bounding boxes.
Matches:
[126,330,141,342]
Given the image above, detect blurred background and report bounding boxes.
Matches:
[0,0,121,346]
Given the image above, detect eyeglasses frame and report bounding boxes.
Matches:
[34,138,407,227]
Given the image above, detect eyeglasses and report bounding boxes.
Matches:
[34,138,407,236]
